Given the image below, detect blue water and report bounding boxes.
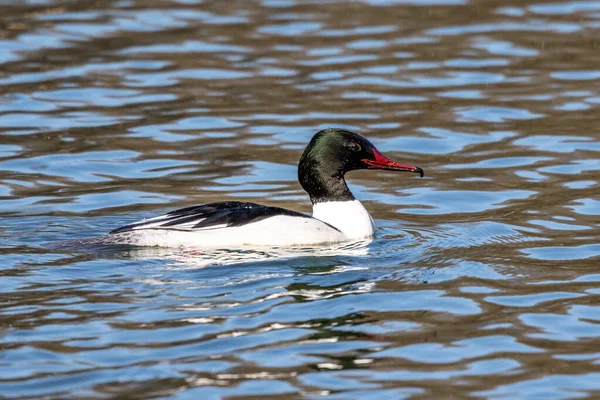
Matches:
[1,0,599,398]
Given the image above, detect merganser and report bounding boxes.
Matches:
[102,128,423,247]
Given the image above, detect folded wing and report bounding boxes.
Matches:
[110,201,311,234]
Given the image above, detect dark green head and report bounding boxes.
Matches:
[298,128,423,203]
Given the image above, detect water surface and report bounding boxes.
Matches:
[1,0,599,398]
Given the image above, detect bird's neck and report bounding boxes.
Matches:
[299,163,355,204]
[299,161,375,239]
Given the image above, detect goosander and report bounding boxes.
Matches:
[103,128,423,247]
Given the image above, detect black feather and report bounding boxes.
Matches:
[109,202,318,234]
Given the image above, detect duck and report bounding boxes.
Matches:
[102,128,423,247]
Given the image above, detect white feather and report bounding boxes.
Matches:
[108,215,346,247]
[312,200,375,240]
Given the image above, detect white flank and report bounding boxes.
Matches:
[108,215,348,247]
[312,200,375,240]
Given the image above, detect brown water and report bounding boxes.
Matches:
[1,0,599,398]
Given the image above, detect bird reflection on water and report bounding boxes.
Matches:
[57,238,374,269]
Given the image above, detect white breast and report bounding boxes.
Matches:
[312,200,375,240]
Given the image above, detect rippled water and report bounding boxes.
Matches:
[1,0,599,398]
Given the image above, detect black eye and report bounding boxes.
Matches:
[349,142,361,152]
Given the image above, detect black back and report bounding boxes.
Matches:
[110,201,312,234]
